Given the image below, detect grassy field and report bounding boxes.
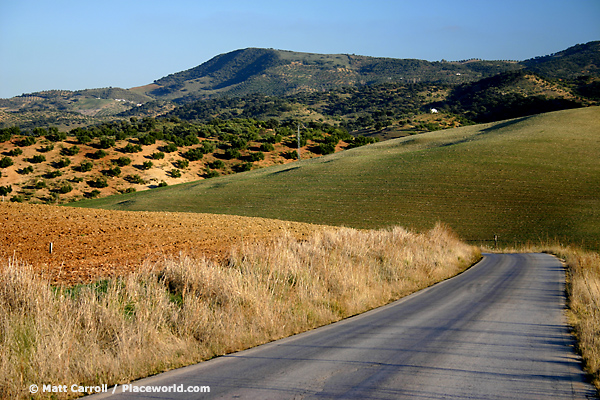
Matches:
[70,106,600,250]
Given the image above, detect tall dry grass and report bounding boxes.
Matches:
[554,247,600,391]
[0,223,479,399]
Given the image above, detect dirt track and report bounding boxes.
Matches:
[0,203,324,285]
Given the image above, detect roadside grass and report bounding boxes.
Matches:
[561,248,600,393]
[69,106,600,251]
[0,223,479,399]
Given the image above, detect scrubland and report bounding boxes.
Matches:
[0,223,479,399]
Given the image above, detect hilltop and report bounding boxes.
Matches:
[1,41,598,131]
[135,48,521,101]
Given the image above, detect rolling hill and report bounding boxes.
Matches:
[134,41,600,103]
[136,48,521,102]
[68,106,600,250]
[2,42,598,130]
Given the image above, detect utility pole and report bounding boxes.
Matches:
[296,122,308,160]
[297,123,302,160]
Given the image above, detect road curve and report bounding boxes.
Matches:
[91,253,595,399]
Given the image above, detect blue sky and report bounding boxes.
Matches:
[1,0,598,98]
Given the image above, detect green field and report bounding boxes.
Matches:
[69,107,600,249]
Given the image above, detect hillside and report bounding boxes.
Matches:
[2,41,598,131]
[140,48,521,102]
[434,70,584,122]
[69,107,600,250]
[0,118,370,204]
[522,41,600,79]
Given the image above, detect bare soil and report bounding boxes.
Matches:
[0,203,326,286]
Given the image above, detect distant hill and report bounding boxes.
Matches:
[137,48,522,102]
[1,41,599,130]
[522,41,600,79]
[434,70,583,122]
[134,42,600,103]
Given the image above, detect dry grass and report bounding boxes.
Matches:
[0,223,479,399]
[555,247,600,391]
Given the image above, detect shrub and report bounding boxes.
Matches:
[348,136,378,148]
[204,169,220,179]
[9,195,23,202]
[18,166,34,175]
[317,143,336,155]
[141,161,153,170]
[84,189,101,198]
[163,143,178,153]
[202,141,216,153]
[158,181,168,187]
[122,143,142,153]
[151,152,165,160]
[169,169,182,178]
[224,148,241,160]
[182,148,204,161]
[88,177,108,188]
[34,180,47,189]
[53,158,71,169]
[0,126,19,142]
[114,156,132,167]
[99,136,115,149]
[17,136,36,147]
[230,137,248,150]
[125,174,145,184]
[88,150,108,160]
[60,146,80,156]
[77,135,92,145]
[46,130,67,142]
[0,156,13,168]
[263,134,283,144]
[233,162,252,172]
[0,185,12,196]
[57,183,73,194]
[29,155,46,164]
[75,160,94,172]
[104,166,121,177]
[208,160,225,170]
[173,159,189,169]
[44,170,62,179]
[282,150,299,159]
[248,152,265,162]
[38,144,54,153]
[7,148,23,156]
[138,135,156,146]
[260,142,275,152]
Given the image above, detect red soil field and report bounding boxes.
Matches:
[0,203,323,285]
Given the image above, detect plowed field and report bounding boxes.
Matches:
[0,203,325,285]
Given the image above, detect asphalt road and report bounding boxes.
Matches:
[92,253,596,399]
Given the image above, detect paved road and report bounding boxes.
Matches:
[92,253,596,399]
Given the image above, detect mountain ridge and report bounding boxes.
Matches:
[139,47,523,102]
[1,41,598,129]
